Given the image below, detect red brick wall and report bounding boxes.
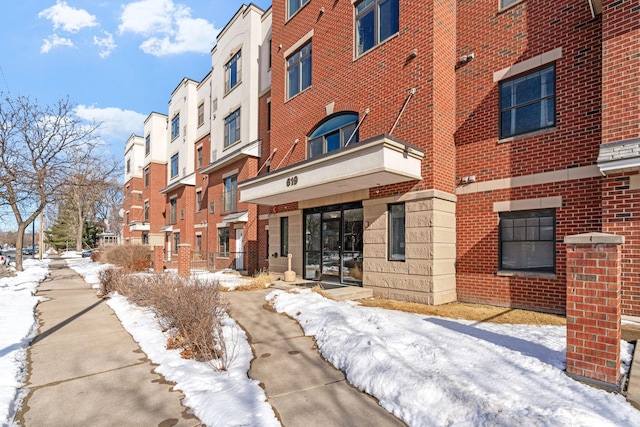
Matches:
[270,0,456,195]
[601,0,640,144]
[165,185,194,252]
[602,172,640,317]
[457,178,602,314]
[122,177,143,242]
[143,162,167,234]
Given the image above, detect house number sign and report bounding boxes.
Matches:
[286,176,298,187]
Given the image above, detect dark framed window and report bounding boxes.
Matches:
[224,109,241,147]
[287,41,311,99]
[267,100,271,131]
[145,134,150,156]
[144,200,149,222]
[126,158,131,173]
[125,211,130,225]
[388,203,405,261]
[356,0,399,56]
[196,234,202,252]
[142,232,149,245]
[196,190,202,212]
[144,167,149,187]
[171,113,180,139]
[225,50,242,93]
[197,102,205,127]
[499,209,556,272]
[197,147,203,168]
[173,232,180,254]
[308,113,358,158]
[169,197,177,224]
[218,227,230,256]
[223,175,238,212]
[171,153,179,178]
[500,65,556,139]
[288,0,309,18]
[280,217,289,256]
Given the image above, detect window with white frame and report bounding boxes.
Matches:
[196,190,202,212]
[499,209,555,272]
[145,134,150,156]
[197,102,205,127]
[500,65,556,139]
[126,158,131,173]
[173,232,180,254]
[308,113,358,158]
[223,175,238,212]
[197,146,203,168]
[225,50,242,93]
[355,0,399,56]
[196,234,202,252]
[171,153,179,178]
[169,197,177,224]
[388,203,405,261]
[224,109,241,147]
[171,113,180,139]
[287,41,312,99]
[144,200,149,222]
[144,167,149,187]
[288,0,309,19]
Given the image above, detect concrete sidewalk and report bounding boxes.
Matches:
[17,259,199,427]
[226,289,406,427]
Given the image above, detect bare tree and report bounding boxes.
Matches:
[0,93,100,270]
[94,180,124,241]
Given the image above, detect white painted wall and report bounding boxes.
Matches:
[124,134,145,182]
[196,71,212,144]
[167,78,198,184]
[143,112,168,167]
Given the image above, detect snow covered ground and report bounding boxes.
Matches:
[4,255,640,426]
[0,258,50,427]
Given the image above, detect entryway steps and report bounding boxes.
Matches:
[272,280,373,301]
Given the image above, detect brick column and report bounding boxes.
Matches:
[153,246,164,272]
[177,244,192,278]
[564,232,624,390]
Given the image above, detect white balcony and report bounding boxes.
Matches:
[129,221,150,232]
[239,134,424,206]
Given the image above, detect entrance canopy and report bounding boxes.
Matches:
[239,134,424,206]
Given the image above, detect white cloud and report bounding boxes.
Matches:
[40,34,74,53]
[119,0,218,56]
[75,105,146,142]
[93,31,116,58]
[38,1,98,33]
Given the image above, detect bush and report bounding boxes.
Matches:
[102,245,151,272]
[98,271,231,369]
[90,250,101,262]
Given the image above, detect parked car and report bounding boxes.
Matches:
[22,247,34,255]
[82,249,94,258]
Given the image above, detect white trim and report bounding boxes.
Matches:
[259,214,270,220]
[493,48,562,82]
[493,196,562,213]
[283,29,314,58]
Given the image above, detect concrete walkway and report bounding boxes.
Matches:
[17,259,200,427]
[226,289,406,427]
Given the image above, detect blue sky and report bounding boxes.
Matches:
[0,0,271,158]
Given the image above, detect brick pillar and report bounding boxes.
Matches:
[153,246,164,272]
[564,232,624,390]
[177,244,191,278]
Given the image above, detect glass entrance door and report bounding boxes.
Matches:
[303,203,363,285]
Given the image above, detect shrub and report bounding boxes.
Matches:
[90,250,101,262]
[102,245,151,272]
[98,266,126,297]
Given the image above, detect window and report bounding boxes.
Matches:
[173,232,180,254]
[287,41,312,99]
[500,0,520,9]
[224,109,241,147]
[288,0,309,18]
[126,186,130,199]
[144,200,149,222]
[197,102,205,127]
[142,232,149,245]
[170,198,177,224]
[171,153,179,178]
[267,100,271,131]
[268,39,272,69]
[499,209,555,272]
[388,203,405,261]
[197,147,203,168]
[500,65,555,139]
[145,134,150,156]
[125,211,130,225]
[218,227,230,256]
[171,114,180,139]
[308,113,358,158]
[225,50,242,93]
[280,217,289,256]
[223,175,238,212]
[196,190,202,212]
[196,234,202,252]
[356,0,399,56]
[209,201,215,214]
[126,158,131,173]
[144,167,150,187]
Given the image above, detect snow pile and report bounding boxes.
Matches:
[268,288,640,427]
[193,269,252,290]
[0,259,50,427]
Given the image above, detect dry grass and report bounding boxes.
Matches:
[224,271,275,292]
[359,297,566,325]
[102,245,151,272]
[310,285,332,300]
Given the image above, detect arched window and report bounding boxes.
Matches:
[308,113,358,158]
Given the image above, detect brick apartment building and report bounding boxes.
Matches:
[239,0,640,316]
[124,0,638,316]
